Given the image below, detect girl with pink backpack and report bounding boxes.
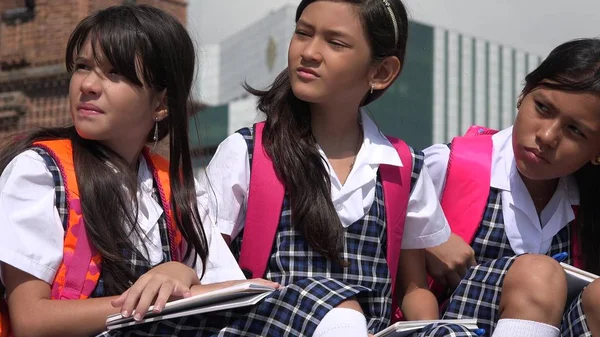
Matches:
[423,38,600,337]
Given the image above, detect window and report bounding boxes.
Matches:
[1,0,35,25]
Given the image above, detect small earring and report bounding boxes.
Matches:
[152,118,159,149]
[593,156,600,166]
[370,84,375,94]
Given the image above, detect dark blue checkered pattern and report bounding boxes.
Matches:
[433,187,588,336]
[562,292,591,337]
[31,147,68,229]
[100,126,424,336]
[471,188,572,265]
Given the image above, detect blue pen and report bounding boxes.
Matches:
[552,252,568,263]
[474,328,486,336]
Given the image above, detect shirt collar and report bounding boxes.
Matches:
[359,109,403,168]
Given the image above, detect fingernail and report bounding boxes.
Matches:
[475,328,486,336]
[134,313,142,321]
[121,310,129,317]
[153,305,162,313]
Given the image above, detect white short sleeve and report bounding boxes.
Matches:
[401,163,451,249]
[422,143,451,200]
[194,184,246,284]
[197,133,250,239]
[0,150,64,284]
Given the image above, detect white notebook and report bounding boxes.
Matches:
[375,319,479,337]
[561,262,598,303]
[106,281,276,330]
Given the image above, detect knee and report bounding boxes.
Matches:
[502,254,567,315]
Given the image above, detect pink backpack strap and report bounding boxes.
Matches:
[381,136,413,318]
[440,127,496,244]
[238,122,285,278]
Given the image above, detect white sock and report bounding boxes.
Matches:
[491,318,560,337]
[313,308,368,337]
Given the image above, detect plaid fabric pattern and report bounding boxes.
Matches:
[31,147,68,229]
[33,146,175,298]
[410,149,423,194]
[471,187,573,265]
[235,126,425,333]
[100,127,424,336]
[438,188,586,336]
[562,292,592,337]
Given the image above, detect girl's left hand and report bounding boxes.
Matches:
[111,261,199,321]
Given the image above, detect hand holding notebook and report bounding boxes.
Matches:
[106,281,277,330]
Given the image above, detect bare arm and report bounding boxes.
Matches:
[397,249,439,320]
[3,263,119,337]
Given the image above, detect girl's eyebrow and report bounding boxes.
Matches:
[296,19,353,40]
[536,91,600,134]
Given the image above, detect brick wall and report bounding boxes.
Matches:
[0,0,188,145]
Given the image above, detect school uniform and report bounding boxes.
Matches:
[103,111,451,336]
[416,126,590,337]
[0,147,245,295]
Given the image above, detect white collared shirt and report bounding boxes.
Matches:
[423,126,579,254]
[0,150,245,286]
[199,111,451,249]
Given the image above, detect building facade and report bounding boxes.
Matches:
[192,5,543,166]
[0,0,187,139]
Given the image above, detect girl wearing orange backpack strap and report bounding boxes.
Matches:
[422,38,600,337]
[0,5,276,337]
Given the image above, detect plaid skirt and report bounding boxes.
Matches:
[417,255,591,337]
[96,276,371,337]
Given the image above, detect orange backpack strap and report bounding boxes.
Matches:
[33,140,102,300]
[143,149,183,262]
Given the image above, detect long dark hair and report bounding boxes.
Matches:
[519,38,600,273]
[245,0,409,265]
[0,5,208,295]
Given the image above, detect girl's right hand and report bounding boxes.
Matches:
[424,233,477,289]
[112,261,199,320]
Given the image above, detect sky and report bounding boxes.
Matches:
[188,0,600,57]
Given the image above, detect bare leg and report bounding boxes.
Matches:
[492,254,567,337]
